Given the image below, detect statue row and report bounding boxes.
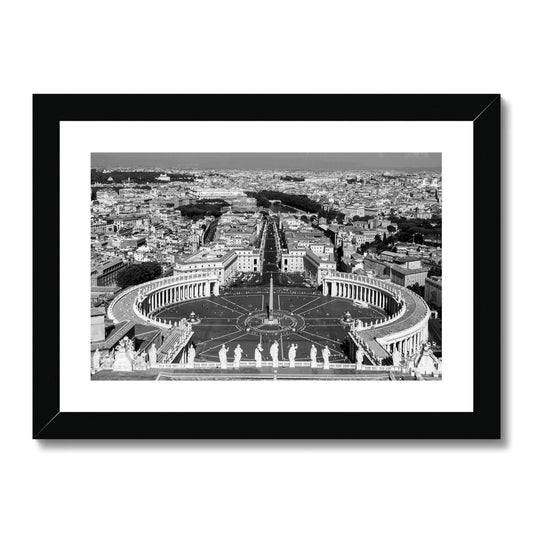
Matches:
[190,342,333,369]
[92,338,158,374]
[389,342,440,374]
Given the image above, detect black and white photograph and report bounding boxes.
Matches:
[90,153,442,381]
[8,1,529,532]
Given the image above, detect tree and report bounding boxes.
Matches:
[116,262,162,289]
[407,282,424,297]
[387,225,396,233]
[428,265,442,277]
[245,190,322,213]
[178,200,229,219]
[413,233,425,245]
[358,242,371,254]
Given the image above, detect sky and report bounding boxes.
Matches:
[91,153,441,171]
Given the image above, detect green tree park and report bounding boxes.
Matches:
[116,262,163,289]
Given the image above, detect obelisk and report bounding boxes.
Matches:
[269,274,274,320]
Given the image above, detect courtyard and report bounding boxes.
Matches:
[154,288,387,364]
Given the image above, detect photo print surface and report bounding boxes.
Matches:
[90,153,442,382]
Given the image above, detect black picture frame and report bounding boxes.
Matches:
[33,94,500,439]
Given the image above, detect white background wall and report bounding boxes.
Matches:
[0,1,528,532]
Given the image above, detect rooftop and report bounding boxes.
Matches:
[394,256,423,264]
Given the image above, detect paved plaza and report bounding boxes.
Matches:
[154,288,387,364]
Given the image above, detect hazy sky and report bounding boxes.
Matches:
[91,152,441,171]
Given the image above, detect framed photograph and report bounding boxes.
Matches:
[33,94,500,439]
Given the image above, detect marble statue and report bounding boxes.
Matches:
[310,344,318,368]
[417,343,437,375]
[233,344,243,369]
[270,341,279,368]
[288,343,297,368]
[112,338,133,372]
[91,348,101,374]
[356,347,365,366]
[392,347,402,367]
[322,346,331,370]
[254,343,263,368]
[125,336,135,353]
[218,344,228,369]
[101,349,114,370]
[187,344,196,367]
[148,343,158,367]
[133,351,148,371]
[354,319,364,331]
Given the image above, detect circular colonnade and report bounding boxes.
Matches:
[108,270,430,362]
[322,272,430,360]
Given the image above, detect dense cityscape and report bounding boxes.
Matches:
[90,158,442,380]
